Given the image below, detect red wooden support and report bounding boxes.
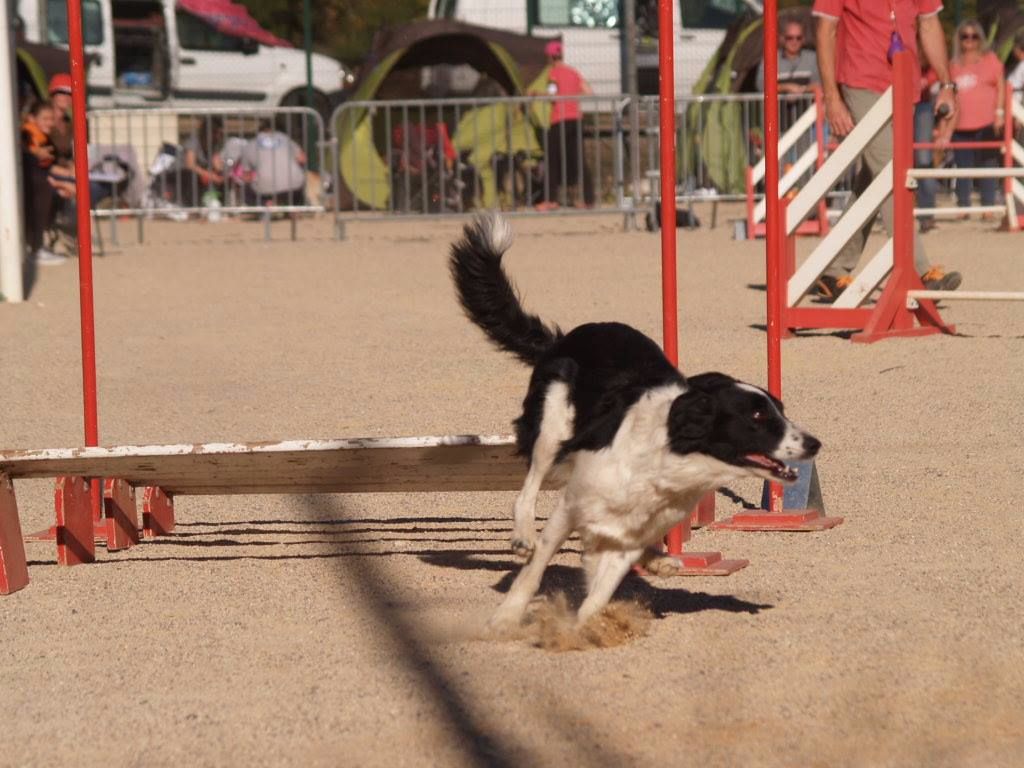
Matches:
[55,476,95,565]
[691,492,716,528]
[1003,83,1017,232]
[0,474,29,595]
[712,510,843,532]
[852,52,954,343]
[656,510,748,576]
[142,486,175,538]
[101,478,139,551]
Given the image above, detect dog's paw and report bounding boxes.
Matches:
[485,607,525,636]
[640,554,684,578]
[510,537,535,561]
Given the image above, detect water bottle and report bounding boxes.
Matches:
[202,189,222,223]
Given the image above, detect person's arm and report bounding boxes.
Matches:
[815,15,854,135]
[577,68,593,96]
[994,55,1007,128]
[919,13,956,142]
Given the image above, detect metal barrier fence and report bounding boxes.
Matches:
[329,94,632,229]
[85,107,327,243]
[82,95,843,241]
[640,91,820,204]
[328,92,837,234]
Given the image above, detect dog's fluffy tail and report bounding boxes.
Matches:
[449,213,561,366]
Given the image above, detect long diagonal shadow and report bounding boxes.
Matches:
[290,494,533,767]
[22,497,768,765]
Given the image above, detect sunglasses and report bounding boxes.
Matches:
[784,35,803,41]
[960,33,981,40]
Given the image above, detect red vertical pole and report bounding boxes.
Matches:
[892,54,915,293]
[657,0,686,555]
[66,1,101,516]
[763,2,784,513]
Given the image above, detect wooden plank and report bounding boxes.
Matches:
[786,86,891,233]
[788,161,893,306]
[752,143,817,224]
[0,435,532,495]
[751,103,818,183]
[831,239,893,309]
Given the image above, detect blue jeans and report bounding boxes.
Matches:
[952,127,999,207]
[914,101,937,215]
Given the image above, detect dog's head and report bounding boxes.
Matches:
[667,372,820,483]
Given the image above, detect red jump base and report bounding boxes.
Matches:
[711,509,843,532]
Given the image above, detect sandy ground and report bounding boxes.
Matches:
[1,207,1023,767]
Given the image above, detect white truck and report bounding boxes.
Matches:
[16,0,353,115]
[428,0,762,97]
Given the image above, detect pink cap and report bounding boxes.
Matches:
[544,40,562,58]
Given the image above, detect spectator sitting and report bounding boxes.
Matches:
[757,18,821,158]
[47,74,73,163]
[240,119,307,208]
[950,19,1006,218]
[180,117,226,205]
[756,19,821,96]
[20,100,66,266]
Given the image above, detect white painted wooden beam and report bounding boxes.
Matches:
[787,161,893,306]
[786,87,892,234]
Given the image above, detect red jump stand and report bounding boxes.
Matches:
[0,474,29,595]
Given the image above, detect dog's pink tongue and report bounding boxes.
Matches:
[744,454,777,468]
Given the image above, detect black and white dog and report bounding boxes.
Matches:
[449,214,821,629]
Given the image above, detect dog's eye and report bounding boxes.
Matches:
[751,410,769,422]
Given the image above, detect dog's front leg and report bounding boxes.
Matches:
[575,548,643,627]
[488,498,572,631]
[512,380,574,559]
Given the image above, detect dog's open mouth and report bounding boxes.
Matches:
[744,454,799,482]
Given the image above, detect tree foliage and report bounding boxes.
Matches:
[244,0,430,66]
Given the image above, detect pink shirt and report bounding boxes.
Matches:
[951,52,1003,131]
[813,0,942,101]
[547,63,585,124]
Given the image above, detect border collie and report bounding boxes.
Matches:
[449,214,821,629]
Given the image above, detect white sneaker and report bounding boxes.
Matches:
[35,248,68,266]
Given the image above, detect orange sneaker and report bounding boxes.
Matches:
[815,274,853,302]
[920,266,962,291]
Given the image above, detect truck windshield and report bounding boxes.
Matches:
[536,0,750,30]
[46,0,104,46]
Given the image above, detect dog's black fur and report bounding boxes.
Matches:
[449,213,821,628]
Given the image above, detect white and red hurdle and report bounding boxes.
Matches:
[772,51,1024,342]
[745,88,833,239]
[1,0,845,596]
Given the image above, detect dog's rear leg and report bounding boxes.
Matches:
[575,549,643,627]
[488,498,572,631]
[512,379,573,559]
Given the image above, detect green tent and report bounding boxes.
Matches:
[335,19,551,211]
[685,9,812,195]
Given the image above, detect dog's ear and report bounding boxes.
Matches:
[668,389,716,454]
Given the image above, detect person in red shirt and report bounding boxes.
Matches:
[949,19,1006,215]
[535,40,594,210]
[812,0,962,299]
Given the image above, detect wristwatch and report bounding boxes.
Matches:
[938,81,958,94]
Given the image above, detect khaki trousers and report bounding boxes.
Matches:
[826,86,931,278]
